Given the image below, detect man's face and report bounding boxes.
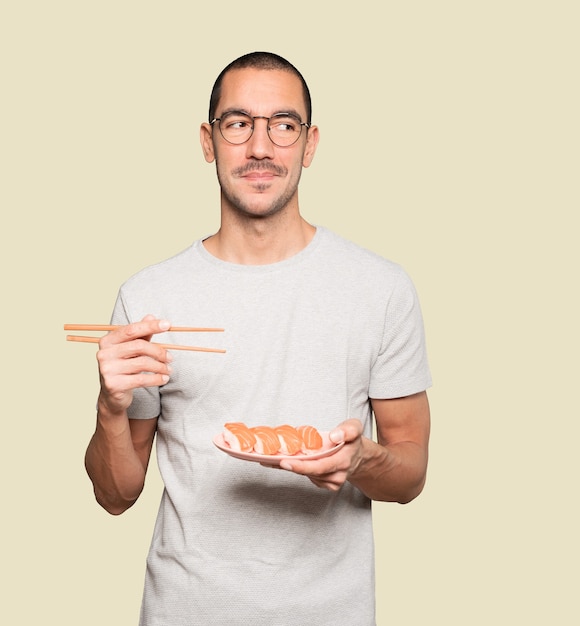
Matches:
[201,68,318,219]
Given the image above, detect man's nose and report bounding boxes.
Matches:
[245,118,275,159]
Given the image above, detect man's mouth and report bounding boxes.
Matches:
[242,171,276,180]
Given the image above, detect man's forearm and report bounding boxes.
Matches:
[85,406,147,515]
[349,438,428,503]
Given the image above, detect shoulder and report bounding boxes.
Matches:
[316,226,410,283]
[119,241,201,293]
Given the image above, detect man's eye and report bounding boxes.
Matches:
[271,118,298,132]
[227,119,251,130]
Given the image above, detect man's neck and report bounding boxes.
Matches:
[203,210,316,265]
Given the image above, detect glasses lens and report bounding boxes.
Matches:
[268,114,304,147]
[219,113,254,144]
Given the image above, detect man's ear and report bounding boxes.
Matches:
[302,125,320,168]
[200,123,216,163]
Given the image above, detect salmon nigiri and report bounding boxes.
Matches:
[223,422,256,452]
[274,424,303,456]
[296,424,323,453]
[251,425,281,455]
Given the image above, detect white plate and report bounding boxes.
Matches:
[212,431,345,466]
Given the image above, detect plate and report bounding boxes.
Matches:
[212,431,345,465]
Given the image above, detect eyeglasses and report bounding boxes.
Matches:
[210,111,310,147]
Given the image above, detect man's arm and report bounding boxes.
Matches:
[278,391,430,503]
[85,415,158,515]
[349,392,430,502]
[84,316,173,515]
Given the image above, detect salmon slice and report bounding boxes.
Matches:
[296,425,323,453]
[250,425,281,455]
[223,422,256,452]
[274,424,303,456]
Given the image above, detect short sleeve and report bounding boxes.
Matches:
[368,269,432,399]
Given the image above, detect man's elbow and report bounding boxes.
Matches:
[395,475,427,505]
[94,488,139,516]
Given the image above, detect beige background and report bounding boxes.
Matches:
[2,2,578,624]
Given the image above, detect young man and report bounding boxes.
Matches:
[85,52,431,625]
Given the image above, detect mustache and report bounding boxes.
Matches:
[233,161,287,177]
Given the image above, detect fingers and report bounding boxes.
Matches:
[278,419,366,491]
[98,346,172,385]
[99,317,172,348]
[96,317,174,413]
[98,318,174,379]
[279,453,351,492]
[328,418,364,445]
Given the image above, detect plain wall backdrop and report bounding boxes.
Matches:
[2,2,578,624]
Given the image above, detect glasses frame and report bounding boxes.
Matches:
[210,112,311,147]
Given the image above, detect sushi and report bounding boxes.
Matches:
[223,422,256,452]
[296,425,324,453]
[251,426,281,455]
[221,422,324,455]
[274,425,304,456]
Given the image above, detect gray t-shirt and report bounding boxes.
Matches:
[111,226,431,625]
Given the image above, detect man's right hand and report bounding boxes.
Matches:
[96,315,173,416]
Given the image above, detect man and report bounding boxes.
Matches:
[85,51,431,625]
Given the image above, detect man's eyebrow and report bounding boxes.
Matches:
[272,108,303,120]
[219,108,250,117]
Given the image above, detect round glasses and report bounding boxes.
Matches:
[210,112,310,147]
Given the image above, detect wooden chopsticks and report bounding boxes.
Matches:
[64,324,224,332]
[64,324,226,354]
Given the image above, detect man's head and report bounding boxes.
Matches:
[208,51,312,125]
[200,52,319,221]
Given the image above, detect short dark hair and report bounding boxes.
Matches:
[208,51,312,125]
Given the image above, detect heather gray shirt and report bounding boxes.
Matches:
[111,227,431,625]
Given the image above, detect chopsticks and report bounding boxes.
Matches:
[64,324,226,354]
[64,324,224,332]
